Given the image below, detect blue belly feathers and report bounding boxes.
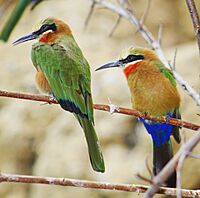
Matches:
[140,113,173,146]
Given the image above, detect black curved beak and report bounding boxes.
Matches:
[95,60,122,71]
[12,32,38,46]
[13,23,57,46]
[95,54,144,71]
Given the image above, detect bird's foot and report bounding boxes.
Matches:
[108,97,119,114]
[165,115,171,123]
[49,91,56,100]
[40,92,56,106]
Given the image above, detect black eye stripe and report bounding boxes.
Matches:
[120,54,144,64]
[50,23,57,31]
[35,23,57,35]
[126,55,137,61]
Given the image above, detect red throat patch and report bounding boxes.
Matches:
[123,62,140,78]
[39,33,50,43]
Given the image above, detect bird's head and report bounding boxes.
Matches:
[13,17,71,45]
[96,47,158,77]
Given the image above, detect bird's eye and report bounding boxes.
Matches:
[40,24,48,32]
[126,55,136,61]
[50,23,57,32]
[41,25,47,30]
[39,23,57,34]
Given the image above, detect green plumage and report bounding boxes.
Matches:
[31,34,105,172]
[155,60,177,87]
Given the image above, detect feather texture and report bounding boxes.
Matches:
[31,18,104,172]
[125,47,181,187]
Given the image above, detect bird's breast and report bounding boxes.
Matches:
[35,69,51,94]
[127,65,180,116]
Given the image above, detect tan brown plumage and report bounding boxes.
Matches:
[35,69,51,94]
[95,47,181,186]
[126,58,181,116]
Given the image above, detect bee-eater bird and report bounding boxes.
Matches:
[96,47,181,186]
[13,17,105,173]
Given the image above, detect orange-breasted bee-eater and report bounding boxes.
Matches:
[13,17,105,173]
[96,47,181,186]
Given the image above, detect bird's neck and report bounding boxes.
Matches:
[39,23,72,44]
[123,61,142,78]
[39,30,72,44]
[39,33,51,43]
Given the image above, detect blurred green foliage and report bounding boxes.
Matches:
[0,0,45,42]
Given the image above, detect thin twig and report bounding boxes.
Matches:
[0,89,199,131]
[185,0,200,54]
[0,173,199,197]
[157,23,163,46]
[84,1,96,29]
[109,15,121,37]
[135,173,152,184]
[140,0,151,25]
[145,155,153,178]
[188,152,200,159]
[172,48,178,70]
[89,0,200,106]
[144,131,200,198]
[176,151,189,198]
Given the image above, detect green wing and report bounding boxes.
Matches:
[155,60,176,87]
[31,37,94,122]
[31,37,104,172]
[155,60,181,143]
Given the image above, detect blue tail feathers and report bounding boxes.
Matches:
[140,112,173,146]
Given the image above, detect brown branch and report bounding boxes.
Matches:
[0,173,199,197]
[185,0,200,54]
[144,131,200,198]
[0,89,199,131]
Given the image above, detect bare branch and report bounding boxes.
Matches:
[0,89,199,131]
[84,1,96,29]
[144,131,200,198]
[172,48,178,70]
[157,23,163,46]
[185,0,200,54]
[176,151,188,198]
[140,0,151,25]
[110,0,128,37]
[0,172,199,197]
[188,152,200,159]
[145,155,153,178]
[89,0,200,106]
[135,173,152,184]
[109,15,121,37]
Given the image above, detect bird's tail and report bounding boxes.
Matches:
[77,116,105,173]
[153,139,176,187]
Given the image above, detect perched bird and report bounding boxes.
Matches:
[96,47,181,186]
[13,17,105,173]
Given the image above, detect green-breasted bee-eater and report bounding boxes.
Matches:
[13,17,105,173]
[96,47,181,186]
